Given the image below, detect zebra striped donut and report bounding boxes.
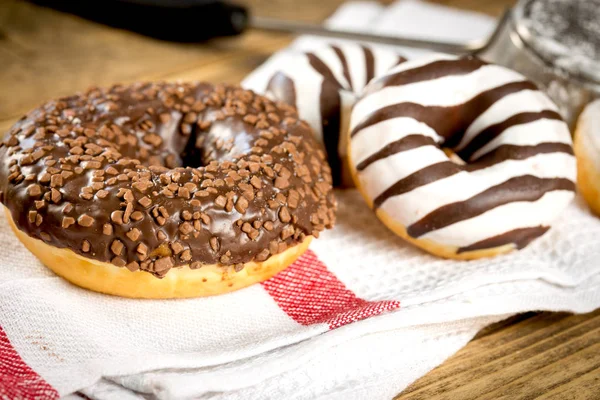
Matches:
[348,54,577,260]
[265,43,405,186]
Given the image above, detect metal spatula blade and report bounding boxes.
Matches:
[250,11,512,56]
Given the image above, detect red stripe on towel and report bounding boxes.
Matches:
[262,250,400,329]
[0,326,59,400]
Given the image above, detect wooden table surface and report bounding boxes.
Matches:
[1,0,599,398]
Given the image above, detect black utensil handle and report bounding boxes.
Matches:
[30,0,249,42]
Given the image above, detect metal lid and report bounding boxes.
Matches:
[514,0,600,86]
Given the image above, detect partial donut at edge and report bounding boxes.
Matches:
[265,43,406,186]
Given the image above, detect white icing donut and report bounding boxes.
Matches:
[348,54,577,259]
[265,43,405,185]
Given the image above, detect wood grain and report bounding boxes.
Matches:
[1,0,599,398]
[0,0,289,122]
[396,311,600,399]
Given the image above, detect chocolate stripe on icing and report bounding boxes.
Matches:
[457,110,563,161]
[456,226,550,254]
[366,142,572,207]
[373,162,463,209]
[466,142,574,171]
[369,57,487,92]
[351,81,538,142]
[406,176,575,238]
[397,56,408,66]
[266,73,297,108]
[351,102,440,139]
[356,134,438,171]
[332,46,353,90]
[305,52,345,185]
[443,81,539,148]
[307,53,342,88]
[319,80,343,186]
[362,46,375,84]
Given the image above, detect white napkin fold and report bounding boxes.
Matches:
[2,2,599,400]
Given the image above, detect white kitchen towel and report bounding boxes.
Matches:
[2,2,600,400]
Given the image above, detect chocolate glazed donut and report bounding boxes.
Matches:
[0,82,336,298]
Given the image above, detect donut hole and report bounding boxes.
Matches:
[130,112,244,169]
[112,115,212,170]
[177,113,252,168]
[179,129,207,168]
[164,118,216,169]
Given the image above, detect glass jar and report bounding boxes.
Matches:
[477,0,600,126]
